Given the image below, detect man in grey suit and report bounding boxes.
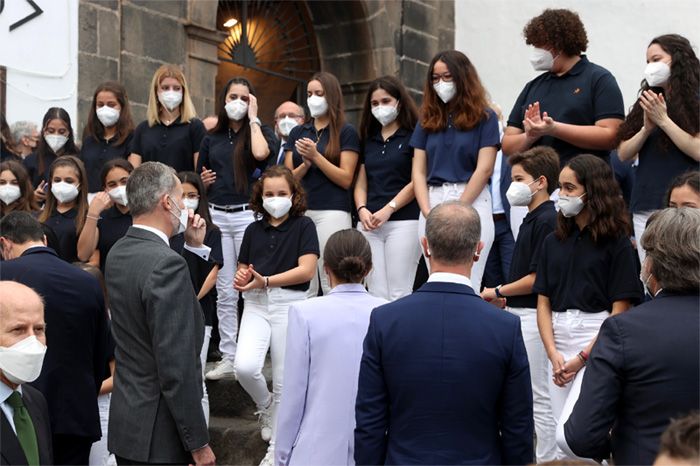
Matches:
[106,162,215,465]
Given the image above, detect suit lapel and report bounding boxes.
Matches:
[0,410,28,465]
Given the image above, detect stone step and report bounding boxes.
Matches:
[205,361,272,418]
[209,415,268,465]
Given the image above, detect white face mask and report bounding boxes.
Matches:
[371,104,399,127]
[433,80,456,104]
[108,185,128,206]
[225,99,248,121]
[51,181,79,203]
[307,95,328,118]
[168,196,188,236]
[644,61,671,87]
[159,90,183,111]
[557,193,586,218]
[530,47,556,71]
[263,196,292,219]
[44,134,68,153]
[96,106,120,128]
[506,179,539,206]
[0,335,47,385]
[277,117,299,137]
[183,198,199,211]
[0,185,21,205]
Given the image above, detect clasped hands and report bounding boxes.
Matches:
[294,137,321,166]
[639,89,668,131]
[234,264,266,291]
[358,206,393,231]
[523,101,556,140]
[549,351,585,387]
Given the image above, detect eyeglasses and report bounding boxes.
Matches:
[183,193,200,200]
[431,72,453,84]
[276,113,303,120]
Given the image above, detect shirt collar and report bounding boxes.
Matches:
[371,126,409,143]
[427,272,473,288]
[132,224,170,245]
[328,283,368,294]
[523,200,554,224]
[0,381,20,404]
[262,216,292,231]
[547,55,588,79]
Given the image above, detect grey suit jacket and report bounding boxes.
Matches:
[105,226,208,463]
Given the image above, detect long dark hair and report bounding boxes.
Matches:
[555,154,631,243]
[36,107,79,178]
[83,81,135,146]
[212,77,257,194]
[310,72,345,165]
[38,155,89,235]
[100,158,134,190]
[359,75,419,141]
[665,170,700,206]
[177,171,218,232]
[0,160,39,215]
[618,34,700,148]
[421,50,491,132]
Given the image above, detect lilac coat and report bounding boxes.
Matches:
[275,284,387,466]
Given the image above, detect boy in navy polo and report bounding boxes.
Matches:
[481,145,560,462]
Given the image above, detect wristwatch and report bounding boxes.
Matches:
[495,285,505,298]
[249,117,262,127]
[388,200,397,210]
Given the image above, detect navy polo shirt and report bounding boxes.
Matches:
[507,55,624,166]
[81,133,133,192]
[507,200,557,308]
[238,215,320,291]
[533,227,643,313]
[43,207,79,263]
[24,151,57,187]
[631,129,699,212]
[170,227,223,326]
[285,122,361,211]
[96,205,132,272]
[409,109,500,185]
[196,126,275,206]
[131,117,206,173]
[362,127,419,221]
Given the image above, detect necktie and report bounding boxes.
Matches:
[7,391,40,466]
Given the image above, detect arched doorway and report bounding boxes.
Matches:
[215,0,320,123]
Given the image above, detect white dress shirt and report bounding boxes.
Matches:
[0,381,22,434]
[427,272,474,289]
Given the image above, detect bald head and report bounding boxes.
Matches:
[425,202,481,266]
[0,281,46,347]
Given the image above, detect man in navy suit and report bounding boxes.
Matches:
[355,201,534,465]
[0,212,109,465]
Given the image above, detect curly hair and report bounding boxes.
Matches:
[617,34,700,148]
[0,160,39,215]
[249,165,307,221]
[421,50,491,132]
[555,154,631,243]
[524,9,588,56]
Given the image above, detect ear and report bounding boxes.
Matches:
[42,235,48,246]
[420,236,430,257]
[473,240,484,262]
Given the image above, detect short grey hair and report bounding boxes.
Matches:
[10,121,37,142]
[641,207,700,293]
[126,162,177,217]
[425,201,481,265]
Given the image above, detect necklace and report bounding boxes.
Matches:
[315,126,325,143]
[228,127,235,145]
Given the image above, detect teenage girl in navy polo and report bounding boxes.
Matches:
[198,77,276,381]
[284,71,360,296]
[81,82,134,200]
[38,156,90,263]
[533,155,643,459]
[233,165,319,466]
[617,34,700,265]
[354,76,421,300]
[128,64,206,173]
[411,50,499,291]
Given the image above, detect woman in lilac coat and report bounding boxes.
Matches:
[275,229,388,466]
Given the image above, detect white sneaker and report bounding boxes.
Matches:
[259,445,274,466]
[205,359,235,380]
[255,404,273,442]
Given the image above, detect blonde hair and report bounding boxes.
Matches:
[147,64,197,127]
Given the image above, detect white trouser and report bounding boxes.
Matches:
[507,307,559,462]
[550,309,608,460]
[233,287,306,442]
[417,184,494,291]
[89,393,115,466]
[633,210,654,265]
[358,219,421,301]
[305,209,351,297]
[210,207,255,361]
[199,324,212,426]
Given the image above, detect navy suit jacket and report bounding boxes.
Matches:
[564,291,700,465]
[354,281,533,465]
[0,247,110,440]
[0,384,53,465]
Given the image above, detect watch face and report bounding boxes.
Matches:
[389,201,397,209]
